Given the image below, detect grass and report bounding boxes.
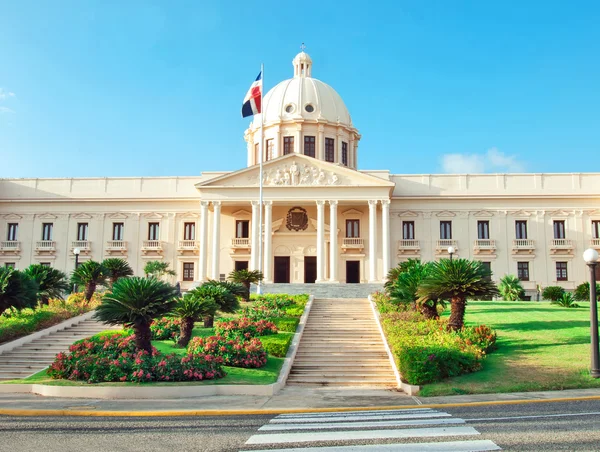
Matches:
[419,301,600,397]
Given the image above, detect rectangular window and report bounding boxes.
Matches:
[593,220,600,239]
[5,262,15,268]
[283,136,294,155]
[42,223,53,241]
[515,220,528,240]
[112,223,124,241]
[183,262,194,281]
[556,262,568,281]
[266,139,274,161]
[304,136,316,157]
[553,220,566,239]
[341,142,348,166]
[236,220,249,238]
[517,262,530,281]
[183,222,195,240]
[325,138,335,162]
[148,222,160,241]
[477,221,490,240]
[440,221,452,240]
[7,223,18,241]
[40,262,51,267]
[346,219,360,238]
[77,223,88,241]
[402,221,415,240]
[481,262,492,279]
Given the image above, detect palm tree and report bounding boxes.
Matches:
[204,279,246,299]
[70,260,106,303]
[173,291,219,347]
[143,260,176,279]
[193,283,240,327]
[498,274,525,301]
[228,269,263,302]
[0,267,38,311]
[417,258,498,330]
[102,258,134,286]
[23,264,70,305]
[94,277,178,353]
[384,260,416,294]
[389,260,441,319]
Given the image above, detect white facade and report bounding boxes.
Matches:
[1,52,599,296]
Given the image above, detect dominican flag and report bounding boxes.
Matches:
[241,71,262,118]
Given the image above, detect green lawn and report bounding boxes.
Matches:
[419,301,600,397]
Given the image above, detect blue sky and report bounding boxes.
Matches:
[1,0,599,178]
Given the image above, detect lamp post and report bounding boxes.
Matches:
[583,248,600,378]
[447,245,456,262]
[73,248,81,293]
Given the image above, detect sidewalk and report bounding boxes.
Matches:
[1,386,600,415]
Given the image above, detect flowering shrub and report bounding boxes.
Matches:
[150,317,182,341]
[459,324,497,353]
[48,332,225,383]
[188,335,267,368]
[243,294,307,320]
[214,317,278,338]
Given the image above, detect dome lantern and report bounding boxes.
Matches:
[293,50,312,78]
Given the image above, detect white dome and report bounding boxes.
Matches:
[251,52,352,128]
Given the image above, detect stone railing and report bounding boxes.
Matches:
[178,240,199,250]
[591,238,600,249]
[435,239,458,252]
[397,239,420,249]
[231,238,251,248]
[35,241,56,253]
[474,239,496,250]
[550,239,573,249]
[141,240,163,254]
[71,240,91,254]
[513,239,535,249]
[0,241,20,253]
[342,238,364,249]
[106,240,127,251]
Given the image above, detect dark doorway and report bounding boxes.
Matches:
[304,256,317,283]
[235,261,248,271]
[274,257,291,283]
[346,261,360,283]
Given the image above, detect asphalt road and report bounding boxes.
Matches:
[1,399,600,451]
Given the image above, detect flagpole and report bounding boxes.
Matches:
[257,62,264,295]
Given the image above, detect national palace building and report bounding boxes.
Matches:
[1,51,599,298]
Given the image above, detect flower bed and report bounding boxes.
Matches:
[150,317,182,341]
[243,294,308,320]
[48,332,225,383]
[214,317,277,339]
[188,335,267,368]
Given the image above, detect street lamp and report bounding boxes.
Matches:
[447,245,456,262]
[583,248,600,378]
[73,248,81,293]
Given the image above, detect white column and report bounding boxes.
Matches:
[250,200,260,270]
[316,200,326,282]
[295,125,302,155]
[210,201,221,280]
[349,137,355,169]
[263,201,273,283]
[329,200,339,282]
[198,201,209,281]
[317,125,325,160]
[381,199,391,277]
[368,200,378,283]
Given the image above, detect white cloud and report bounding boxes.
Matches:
[0,88,16,100]
[441,147,525,174]
[0,106,14,114]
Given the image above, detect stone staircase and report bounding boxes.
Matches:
[287,298,397,387]
[0,318,120,381]
[255,283,384,299]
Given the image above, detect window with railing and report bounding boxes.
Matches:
[592,220,600,239]
[477,221,490,240]
[42,223,53,241]
[440,221,452,240]
[325,138,335,162]
[402,221,415,240]
[112,223,124,241]
[148,223,160,241]
[266,139,274,161]
[7,223,18,241]
[556,262,568,281]
[183,262,194,281]
[346,219,360,238]
[517,262,530,281]
[183,222,195,240]
[515,220,528,240]
[283,136,294,155]
[304,136,316,157]
[77,223,88,241]
[553,220,566,239]
[341,142,348,166]
[236,220,249,238]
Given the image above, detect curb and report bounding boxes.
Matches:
[1,395,600,417]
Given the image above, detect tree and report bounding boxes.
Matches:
[498,274,525,301]
[193,283,240,327]
[574,282,600,301]
[144,261,176,279]
[173,290,218,347]
[384,260,416,294]
[0,267,38,312]
[417,258,499,330]
[228,269,263,302]
[70,260,106,303]
[94,277,178,353]
[102,258,134,286]
[542,286,565,302]
[23,264,70,305]
[389,260,442,319]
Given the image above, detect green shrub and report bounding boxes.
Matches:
[574,282,600,301]
[372,291,409,314]
[542,286,565,301]
[259,334,293,357]
[214,317,278,338]
[553,292,580,308]
[459,324,497,353]
[271,317,300,332]
[244,294,307,320]
[285,307,304,317]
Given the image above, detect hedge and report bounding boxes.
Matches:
[259,333,293,357]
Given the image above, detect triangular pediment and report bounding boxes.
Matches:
[37,213,57,220]
[177,212,200,219]
[232,209,251,218]
[511,209,532,217]
[143,212,164,219]
[107,213,129,220]
[72,213,93,220]
[472,210,495,218]
[342,208,364,217]
[196,154,394,189]
[3,214,22,220]
[397,210,418,218]
[548,209,572,217]
[436,210,456,218]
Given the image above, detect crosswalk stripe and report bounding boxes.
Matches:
[276,409,436,418]
[241,439,501,452]
[270,412,451,424]
[245,426,480,445]
[259,417,466,431]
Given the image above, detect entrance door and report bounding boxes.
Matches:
[274,257,291,283]
[304,256,317,283]
[235,261,248,271]
[346,260,360,283]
